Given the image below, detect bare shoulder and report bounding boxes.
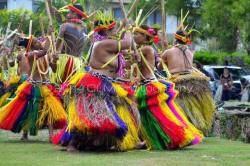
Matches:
[141,45,154,54]
[162,47,175,56]
[96,39,118,50]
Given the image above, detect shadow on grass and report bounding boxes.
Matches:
[56,146,200,156]
[3,139,49,144]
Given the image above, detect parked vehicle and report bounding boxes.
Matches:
[203,65,250,100]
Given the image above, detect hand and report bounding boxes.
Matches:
[8,57,15,67]
[52,53,59,63]
[132,51,141,63]
[48,25,54,34]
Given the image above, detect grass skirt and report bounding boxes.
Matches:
[0,80,67,135]
[170,71,216,133]
[53,71,140,151]
[50,54,83,84]
[0,74,28,107]
[136,79,203,150]
[0,79,5,99]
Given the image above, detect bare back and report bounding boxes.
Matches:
[162,45,193,74]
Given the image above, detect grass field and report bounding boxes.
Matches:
[0,130,250,166]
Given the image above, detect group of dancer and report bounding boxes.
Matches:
[0,2,215,152]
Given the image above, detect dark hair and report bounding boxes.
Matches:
[73,4,84,19]
[175,30,188,44]
[94,20,115,36]
[240,78,247,84]
[193,60,202,69]
[140,25,158,42]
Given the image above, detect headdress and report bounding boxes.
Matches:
[133,26,159,44]
[93,11,116,32]
[174,10,200,45]
[58,1,88,19]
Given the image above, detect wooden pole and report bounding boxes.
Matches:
[39,16,45,37]
[29,20,32,37]
[161,0,168,49]
[45,0,56,53]
[118,0,140,62]
[117,0,140,33]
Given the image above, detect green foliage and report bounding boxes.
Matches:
[194,51,250,65]
[200,0,238,52]
[0,9,49,36]
[231,0,250,54]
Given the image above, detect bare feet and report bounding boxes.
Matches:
[135,141,146,149]
[67,145,79,153]
[21,132,28,141]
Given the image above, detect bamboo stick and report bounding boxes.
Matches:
[45,0,56,53]
[118,0,140,62]
[161,0,168,49]
[116,0,140,33]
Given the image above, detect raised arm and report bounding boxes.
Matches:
[99,32,132,53]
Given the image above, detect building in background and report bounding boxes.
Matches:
[0,0,38,11]
[0,0,178,35]
[107,0,178,35]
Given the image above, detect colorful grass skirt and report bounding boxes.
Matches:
[136,79,203,150]
[0,80,67,135]
[53,71,141,150]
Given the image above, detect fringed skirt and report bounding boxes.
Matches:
[50,54,83,84]
[0,79,5,99]
[0,80,67,135]
[136,79,203,150]
[0,74,28,107]
[170,71,216,133]
[53,71,140,151]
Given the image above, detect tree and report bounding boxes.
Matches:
[231,0,250,55]
[201,0,238,52]
[0,9,48,36]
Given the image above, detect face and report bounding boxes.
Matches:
[223,68,229,75]
[134,32,146,45]
[106,25,117,37]
[66,10,77,19]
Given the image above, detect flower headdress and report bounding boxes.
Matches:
[133,26,159,44]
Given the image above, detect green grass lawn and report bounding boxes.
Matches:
[0,130,250,166]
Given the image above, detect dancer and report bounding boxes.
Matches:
[160,25,215,134]
[53,12,141,152]
[0,35,67,140]
[51,3,88,84]
[133,25,203,150]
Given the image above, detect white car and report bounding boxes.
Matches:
[203,65,250,99]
